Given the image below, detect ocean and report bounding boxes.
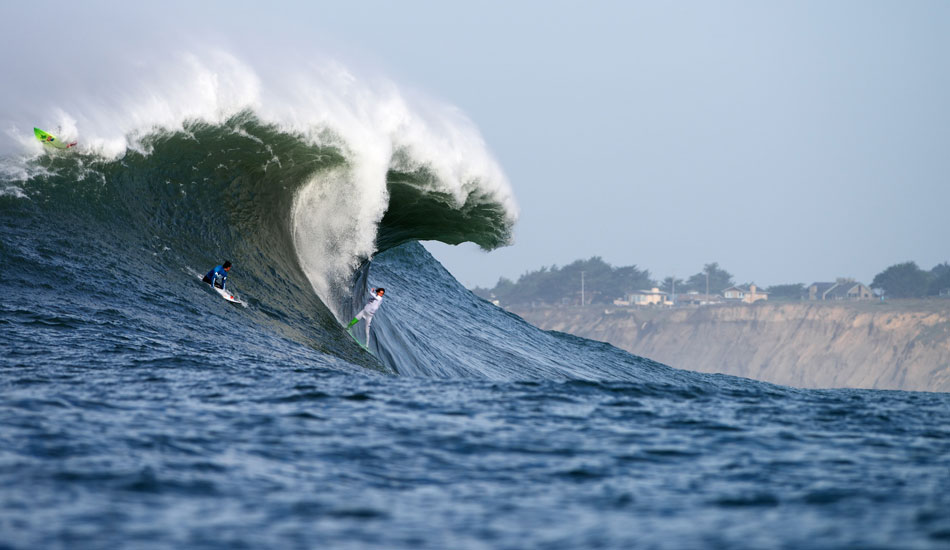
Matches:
[2,94,950,548]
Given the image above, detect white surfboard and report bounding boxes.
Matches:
[198,275,246,306]
[213,285,244,305]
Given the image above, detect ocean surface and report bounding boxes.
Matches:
[2,109,950,548]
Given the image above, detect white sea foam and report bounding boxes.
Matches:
[0,186,27,199]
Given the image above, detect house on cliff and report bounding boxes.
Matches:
[808,279,873,301]
[616,287,671,307]
[722,284,768,304]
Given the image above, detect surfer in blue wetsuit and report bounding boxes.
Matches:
[203,261,231,290]
[347,287,385,345]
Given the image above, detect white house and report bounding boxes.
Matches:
[722,284,768,304]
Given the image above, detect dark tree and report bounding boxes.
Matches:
[471,286,492,301]
[661,276,685,295]
[683,263,734,294]
[929,262,950,296]
[472,277,516,302]
[871,262,930,298]
[615,265,656,296]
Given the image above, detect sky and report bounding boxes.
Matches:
[4,1,950,289]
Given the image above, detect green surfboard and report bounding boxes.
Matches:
[34,127,76,150]
[348,329,373,354]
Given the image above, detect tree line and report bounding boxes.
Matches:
[471,258,950,306]
[472,258,737,306]
[871,261,950,298]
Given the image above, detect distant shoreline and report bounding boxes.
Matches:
[508,299,950,393]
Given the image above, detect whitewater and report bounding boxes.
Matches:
[2,51,949,549]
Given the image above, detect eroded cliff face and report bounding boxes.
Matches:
[511,301,950,392]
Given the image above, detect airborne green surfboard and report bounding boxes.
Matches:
[34,127,76,150]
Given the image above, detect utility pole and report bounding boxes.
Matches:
[706,269,710,298]
[581,271,585,307]
[671,275,675,305]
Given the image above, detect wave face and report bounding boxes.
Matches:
[360,243,690,381]
[3,53,950,549]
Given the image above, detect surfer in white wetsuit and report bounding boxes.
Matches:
[347,288,385,345]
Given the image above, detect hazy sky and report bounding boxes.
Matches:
[6,1,950,288]
[314,1,950,289]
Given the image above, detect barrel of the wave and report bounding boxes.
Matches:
[34,127,77,150]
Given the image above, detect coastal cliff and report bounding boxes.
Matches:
[509,301,950,392]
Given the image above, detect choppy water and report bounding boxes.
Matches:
[3,348,950,549]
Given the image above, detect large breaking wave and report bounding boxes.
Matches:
[2,50,515,310]
[0,50,684,382]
